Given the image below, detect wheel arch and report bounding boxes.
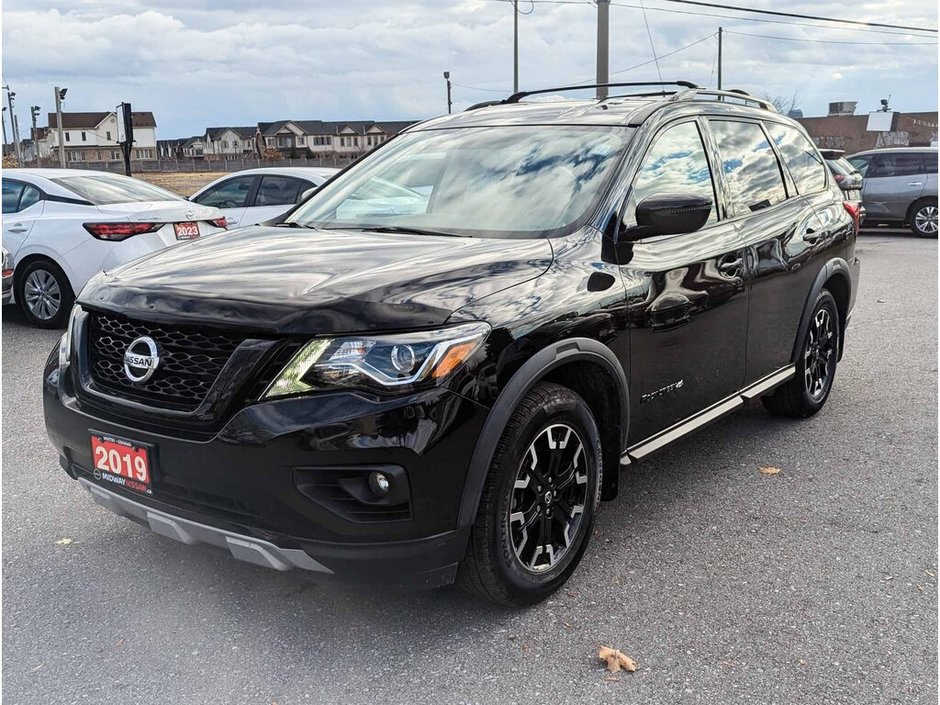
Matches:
[458,338,629,531]
[792,258,852,363]
[906,195,937,224]
[12,249,78,301]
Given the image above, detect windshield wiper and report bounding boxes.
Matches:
[275,221,315,228]
[361,225,470,238]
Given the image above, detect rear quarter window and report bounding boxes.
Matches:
[766,122,828,194]
[708,120,787,215]
[51,174,182,205]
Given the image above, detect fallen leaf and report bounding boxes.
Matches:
[31,664,44,673]
[598,646,637,673]
[925,570,935,577]
[54,538,73,545]
[563,622,573,629]
[758,466,782,475]
[521,643,530,655]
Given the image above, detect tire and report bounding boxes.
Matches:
[15,259,74,329]
[457,382,603,607]
[762,289,840,419]
[908,199,938,238]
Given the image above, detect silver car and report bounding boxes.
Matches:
[848,147,938,237]
[2,247,12,305]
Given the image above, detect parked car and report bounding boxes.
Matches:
[44,83,860,606]
[2,247,12,305]
[847,147,938,237]
[189,167,338,228]
[2,169,226,327]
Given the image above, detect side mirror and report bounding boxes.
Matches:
[300,187,318,202]
[622,193,712,242]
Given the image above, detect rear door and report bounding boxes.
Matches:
[243,175,310,224]
[621,118,748,444]
[707,118,825,384]
[861,152,926,220]
[2,180,45,259]
[191,174,258,228]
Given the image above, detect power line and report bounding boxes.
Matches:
[480,0,937,37]
[725,29,938,46]
[656,0,936,34]
[639,0,664,84]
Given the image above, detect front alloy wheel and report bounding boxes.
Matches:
[508,424,589,574]
[458,382,602,606]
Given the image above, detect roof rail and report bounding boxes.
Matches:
[670,88,778,113]
[465,100,505,111]
[505,81,699,104]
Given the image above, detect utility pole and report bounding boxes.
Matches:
[443,71,453,114]
[5,86,22,165]
[119,102,134,176]
[513,0,519,93]
[2,107,7,156]
[30,105,40,166]
[596,0,610,99]
[54,86,67,168]
[717,27,723,90]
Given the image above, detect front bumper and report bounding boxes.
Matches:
[44,352,489,590]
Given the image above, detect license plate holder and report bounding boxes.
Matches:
[173,222,200,240]
[90,433,153,495]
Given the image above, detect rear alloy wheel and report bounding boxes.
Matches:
[762,289,840,418]
[458,382,602,606]
[910,201,938,238]
[17,260,74,329]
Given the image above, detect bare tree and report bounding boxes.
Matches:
[760,91,803,116]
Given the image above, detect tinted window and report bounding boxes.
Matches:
[766,123,827,194]
[923,153,938,174]
[51,175,181,205]
[254,176,305,206]
[626,121,717,227]
[709,120,787,214]
[867,153,924,178]
[194,176,256,208]
[289,126,630,238]
[2,180,23,214]
[848,155,871,176]
[19,185,42,211]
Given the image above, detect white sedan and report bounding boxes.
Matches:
[2,169,226,327]
[189,167,338,228]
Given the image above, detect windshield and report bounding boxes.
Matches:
[287,125,632,238]
[52,174,184,205]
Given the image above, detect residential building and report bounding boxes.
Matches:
[203,126,258,157]
[42,111,158,163]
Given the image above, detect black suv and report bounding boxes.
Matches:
[44,82,860,606]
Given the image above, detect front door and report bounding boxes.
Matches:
[861,152,926,221]
[620,119,748,444]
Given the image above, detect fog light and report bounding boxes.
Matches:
[368,471,390,497]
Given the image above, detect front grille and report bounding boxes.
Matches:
[88,311,245,411]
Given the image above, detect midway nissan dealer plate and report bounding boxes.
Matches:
[90,433,153,495]
[173,222,200,240]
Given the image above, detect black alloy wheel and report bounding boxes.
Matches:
[458,382,602,606]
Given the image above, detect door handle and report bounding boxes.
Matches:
[227,219,238,225]
[802,228,822,244]
[907,182,923,186]
[7,224,28,233]
[718,257,743,275]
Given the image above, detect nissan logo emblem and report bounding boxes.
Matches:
[184,208,195,219]
[123,336,160,383]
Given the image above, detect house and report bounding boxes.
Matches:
[157,137,188,159]
[204,126,258,157]
[42,111,158,163]
[254,119,416,160]
[180,136,206,158]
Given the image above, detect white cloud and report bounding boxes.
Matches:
[1,0,936,138]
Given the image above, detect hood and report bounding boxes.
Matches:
[79,226,553,333]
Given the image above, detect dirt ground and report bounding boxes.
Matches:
[135,172,227,197]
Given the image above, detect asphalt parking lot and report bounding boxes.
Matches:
[2,229,936,705]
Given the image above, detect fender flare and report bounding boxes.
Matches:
[457,337,629,529]
[791,257,852,363]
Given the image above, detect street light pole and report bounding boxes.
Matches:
[717,26,723,90]
[31,106,41,166]
[5,86,22,165]
[55,86,67,168]
[1,107,7,156]
[596,0,610,99]
[443,71,453,114]
[513,0,519,93]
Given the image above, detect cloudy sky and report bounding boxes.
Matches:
[2,0,937,140]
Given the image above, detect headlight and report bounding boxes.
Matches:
[59,304,82,368]
[263,321,490,399]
